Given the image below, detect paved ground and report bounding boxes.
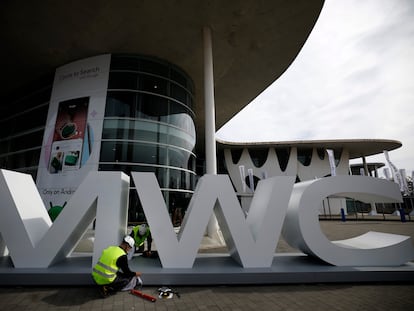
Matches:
[0,283,413,311]
[1,219,413,311]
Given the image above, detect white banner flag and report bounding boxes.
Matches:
[383,168,391,180]
[383,150,404,192]
[239,165,246,193]
[400,169,408,195]
[326,149,336,176]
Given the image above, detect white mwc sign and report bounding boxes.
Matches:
[0,169,413,270]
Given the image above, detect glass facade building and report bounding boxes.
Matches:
[100,55,197,223]
[0,54,196,224]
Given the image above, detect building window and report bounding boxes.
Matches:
[297,148,312,166]
[275,148,291,171]
[230,148,243,164]
[333,148,343,166]
[248,148,269,168]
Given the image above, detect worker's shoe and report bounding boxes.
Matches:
[99,285,111,298]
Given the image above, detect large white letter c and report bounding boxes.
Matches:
[282,176,414,266]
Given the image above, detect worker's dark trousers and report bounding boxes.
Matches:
[110,273,135,291]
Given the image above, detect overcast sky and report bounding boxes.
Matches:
[216,0,414,177]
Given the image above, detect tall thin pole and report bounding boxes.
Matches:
[203,26,217,175]
[203,26,221,240]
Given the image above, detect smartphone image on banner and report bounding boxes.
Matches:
[49,97,90,174]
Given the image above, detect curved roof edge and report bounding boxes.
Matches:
[216,138,402,159]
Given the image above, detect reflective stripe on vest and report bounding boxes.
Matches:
[92,261,118,279]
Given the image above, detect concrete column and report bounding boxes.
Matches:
[203,26,221,242]
[203,26,217,175]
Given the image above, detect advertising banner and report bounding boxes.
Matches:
[36,54,111,209]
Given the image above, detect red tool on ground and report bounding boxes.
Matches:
[130,289,157,302]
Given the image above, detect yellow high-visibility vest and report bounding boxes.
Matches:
[132,226,150,247]
[92,246,125,285]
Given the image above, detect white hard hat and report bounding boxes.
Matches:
[138,224,147,236]
[123,235,135,248]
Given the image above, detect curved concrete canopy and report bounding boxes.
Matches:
[217,138,402,159]
[0,0,324,152]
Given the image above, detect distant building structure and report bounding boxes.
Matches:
[218,139,402,215]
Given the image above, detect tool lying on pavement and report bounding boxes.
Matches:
[158,287,180,299]
[130,289,157,302]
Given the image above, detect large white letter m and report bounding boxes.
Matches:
[0,169,130,268]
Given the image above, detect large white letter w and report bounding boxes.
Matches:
[132,173,295,268]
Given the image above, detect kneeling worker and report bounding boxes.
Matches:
[92,236,142,298]
[130,224,152,256]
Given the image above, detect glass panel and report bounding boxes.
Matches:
[6,107,48,134]
[230,148,243,164]
[167,126,195,151]
[4,90,50,118]
[140,59,169,76]
[3,149,41,170]
[131,143,157,164]
[128,189,145,223]
[333,148,343,166]
[101,123,195,165]
[139,74,168,96]
[169,147,192,169]
[105,92,136,117]
[169,191,192,225]
[170,69,187,87]
[100,141,118,162]
[248,148,268,168]
[169,168,181,189]
[110,56,140,70]
[6,130,44,153]
[130,165,156,173]
[317,148,325,160]
[0,118,15,139]
[130,120,159,142]
[28,149,41,168]
[154,167,166,188]
[169,106,195,134]
[102,119,130,139]
[170,83,187,104]
[0,140,7,154]
[99,163,131,175]
[139,94,169,120]
[108,72,138,90]
[275,148,291,171]
[297,148,312,166]
[188,154,196,173]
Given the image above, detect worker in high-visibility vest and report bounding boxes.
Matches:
[130,224,152,256]
[92,236,142,298]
